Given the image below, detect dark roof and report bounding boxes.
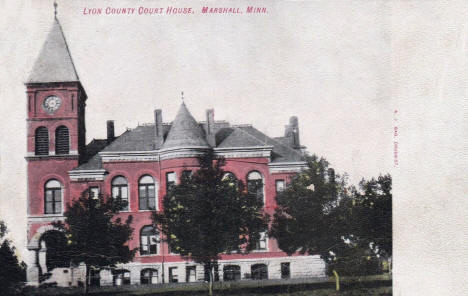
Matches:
[73,109,303,171]
[235,126,304,163]
[217,127,266,147]
[104,125,156,152]
[162,103,210,149]
[28,18,79,83]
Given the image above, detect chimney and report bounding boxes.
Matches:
[106,120,115,144]
[154,109,163,148]
[205,109,216,147]
[284,116,300,149]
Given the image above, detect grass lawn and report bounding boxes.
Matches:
[22,275,392,296]
[213,287,392,296]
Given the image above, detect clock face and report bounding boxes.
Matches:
[43,96,62,113]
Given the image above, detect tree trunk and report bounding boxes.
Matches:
[208,262,214,296]
[332,269,340,291]
[84,264,90,296]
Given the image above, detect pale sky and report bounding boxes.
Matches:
[2,1,466,294]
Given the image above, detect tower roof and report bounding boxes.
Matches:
[27,18,79,83]
[162,103,210,149]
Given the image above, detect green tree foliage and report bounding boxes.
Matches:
[152,151,269,295]
[53,191,136,294]
[0,220,27,294]
[350,175,392,257]
[270,155,343,258]
[270,155,392,276]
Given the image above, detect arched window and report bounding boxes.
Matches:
[223,265,241,281]
[35,126,49,155]
[140,226,159,255]
[55,125,69,155]
[251,264,268,280]
[111,176,129,211]
[222,172,237,182]
[44,179,62,214]
[141,268,158,284]
[113,269,130,286]
[139,175,156,210]
[247,171,264,204]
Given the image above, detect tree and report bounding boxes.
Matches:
[0,220,27,295]
[53,191,136,295]
[326,174,392,276]
[152,151,269,296]
[350,175,392,257]
[270,154,343,259]
[270,155,392,289]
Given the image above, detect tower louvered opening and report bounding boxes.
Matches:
[35,127,49,156]
[55,126,69,155]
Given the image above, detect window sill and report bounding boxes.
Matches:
[139,253,159,257]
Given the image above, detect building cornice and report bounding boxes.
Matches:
[98,146,274,163]
[25,153,79,161]
[99,150,159,162]
[268,161,308,173]
[213,146,273,159]
[69,169,107,181]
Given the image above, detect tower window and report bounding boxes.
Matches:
[111,176,129,211]
[181,170,192,181]
[35,126,49,156]
[275,180,285,194]
[44,179,62,214]
[166,172,176,192]
[55,126,69,155]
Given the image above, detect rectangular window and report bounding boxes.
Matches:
[139,184,156,210]
[166,172,176,191]
[168,244,177,255]
[89,186,100,199]
[169,267,178,283]
[186,266,196,282]
[254,232,267,251]
[45,188,61,214]
[275,180,285,194]
[112,186,129,211]
[139,186,147,209]
[181,170,192,181]
[141,231,158,255]
[281,262,290,279]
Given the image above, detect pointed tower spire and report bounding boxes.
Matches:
[27,9,79,83]
[54,0,58,19]
[162,103,210,149]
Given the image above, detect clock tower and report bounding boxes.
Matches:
[26,16,87,161]
[25,15,87,283]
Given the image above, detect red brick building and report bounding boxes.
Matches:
[25,17,325,286]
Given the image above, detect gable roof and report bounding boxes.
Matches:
[27,18,79,83]
[161,103,210,149]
